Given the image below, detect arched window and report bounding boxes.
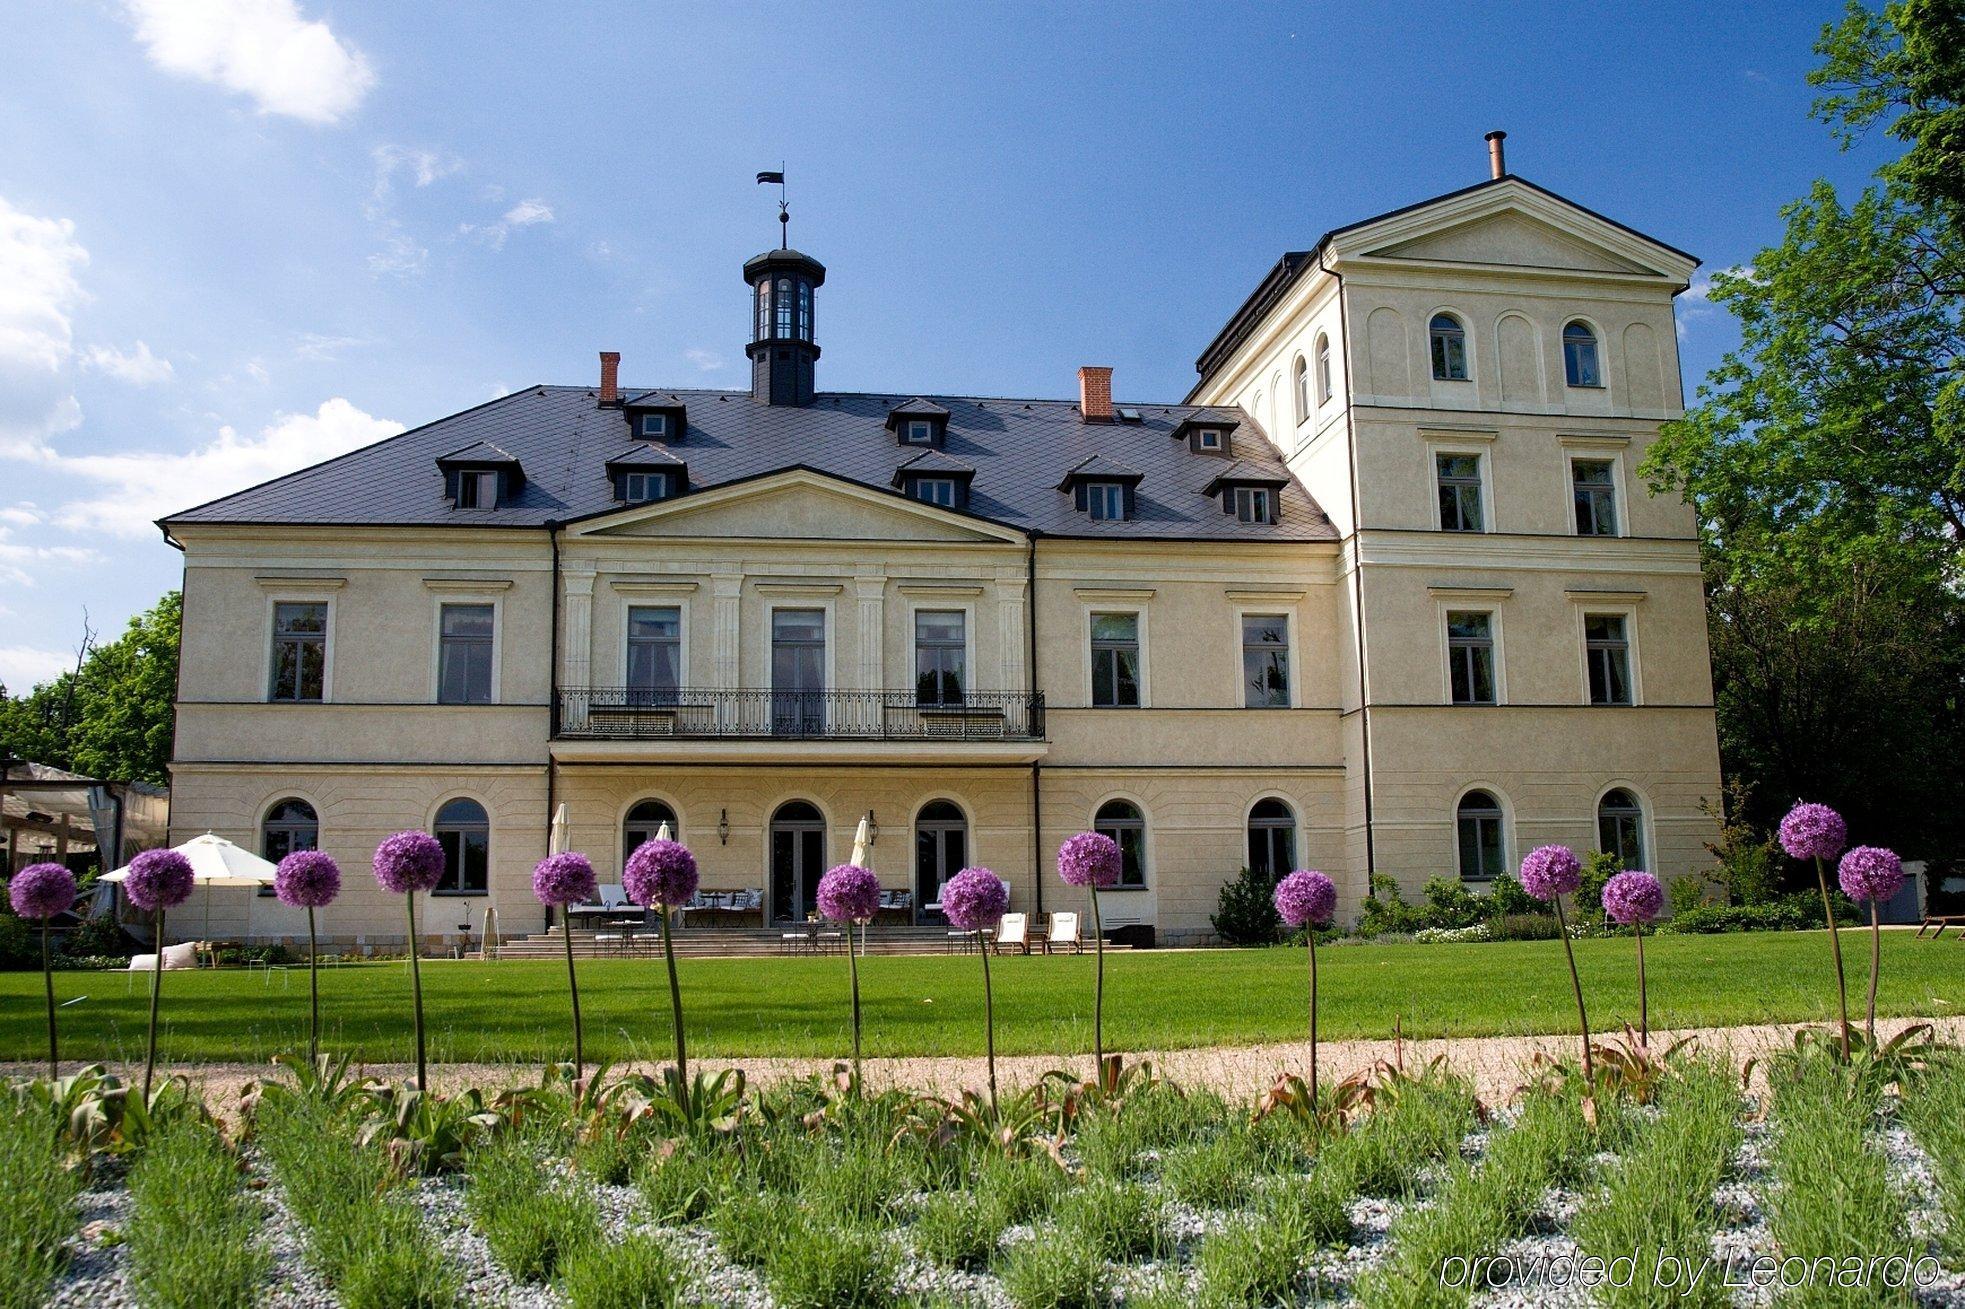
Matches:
[915,800,968,921]
[261,798,319,864]
[774,278,793,337]
[1563,321,1601,387]
[1094,800,1147,888]
[1292,355,1309,426]
[1430,314,1468,381]
[1246,798,1297,882]
[623,799,679,862]
[434,798,489,895]
[1315,334,1333,404]
[1597,789,1645,869]
[1456,791,1505,881]
[755,281,771,342]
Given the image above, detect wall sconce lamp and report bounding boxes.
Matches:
[717,808,730,845]
[865,809,879,845]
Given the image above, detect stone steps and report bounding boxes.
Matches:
[488,925,1116,959]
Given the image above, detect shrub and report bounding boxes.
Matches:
[1420,877,1489,929]
[1356,874,1430,937]
[0,912,40,970]
[1660,893,1858,935]
[1488,913,1563,941]
[1488,873,1536,915]
[1211,866,1283,944]
[1577,850,1622,924]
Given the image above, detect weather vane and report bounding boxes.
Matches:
[756,166,788,248]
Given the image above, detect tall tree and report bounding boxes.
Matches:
[0,592,180,785]
[1643,1,1965,857]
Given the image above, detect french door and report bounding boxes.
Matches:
[771,609,826,735]
[769,801,826,923]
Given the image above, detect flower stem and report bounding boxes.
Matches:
[847,921,863,1092]
[1866,900,1881,1048]
[1090,886,1104,1084]
[1813,856,1851,1060]
[405,892,426,1091]
[41,920,57,1081]
[143,908,165,1101]
[1635,924,1647,1048]
[1307,927,1319,1105]
[660,906,687,1090]
[307,906,319,1066]
[980,940,997,1115]
[1552,895,1593,1087]
[563,905,583,1078]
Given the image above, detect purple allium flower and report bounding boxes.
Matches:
[532,852,598,907]
[1056,831,1123,889]
[623,838,698,908]
[372,830,447,894]
[275,850,341,909]
[1778,802,1847,862]
[8,862,77,920]
[1837,846,1905,903]
[1600,870,1664,926]
[1273,869,1337,928]
[124,848,195,912]
[817,863,882,923]
[941,866,1009,931]
[1519,845,1583,901]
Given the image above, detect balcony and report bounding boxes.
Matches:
[556,687,1045,743]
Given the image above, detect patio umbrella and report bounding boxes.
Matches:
[106,832,278,940]
[549,803,569,856]
[850,815,871,868]
[655,821,672,841]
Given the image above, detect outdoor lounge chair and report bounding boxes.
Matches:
[993,912,1031,955]
[1042,910,1083,954]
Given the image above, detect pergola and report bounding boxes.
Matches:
[0,757,169,880]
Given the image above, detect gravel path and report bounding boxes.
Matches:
[45,1164,132,1309]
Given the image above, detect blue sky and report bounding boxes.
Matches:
[0,1,1899,692]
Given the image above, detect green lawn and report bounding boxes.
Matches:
[1,931,1955,1065]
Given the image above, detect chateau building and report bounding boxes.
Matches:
[162,142,1720,947]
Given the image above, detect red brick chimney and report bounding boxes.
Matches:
[598,351,621,405]
[1078,366,1113,422]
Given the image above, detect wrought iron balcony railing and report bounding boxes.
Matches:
[557,688,1045,741]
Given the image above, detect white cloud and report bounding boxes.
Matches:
[0,524,99,588]
[83,340,175,385]
[362,145,462,277]
[367,231,426,277]
[684,348,724,372]
[125,0,374,125]
[461,198,555,249]
[0,504,41,528]
[0,197,88,456]
[291,332,370,362]
[49,397,402,539]
[0,645,81,692]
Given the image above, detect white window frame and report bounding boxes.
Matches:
[1594,783,1654,871]
[1452,784,1513,882]
[1566,452,1625,538]
[768,601,836,695]
[638,413,669,439]
[1196,427,1222,451]
[1315,333,1334,406]
[1091,793,1151,890]
[621,471,672,503]
[1575,602,1642,706]
[262,592,337,704]
[904,419,934,445]
[1562,318,1605,389]
[1233,606,1297,708]
[1084,605,1148,708]
[1084,481,1127,521]
[1438,604,1506,705]
[1231,485,1275,523]
[1431,446,1492,534]
[430,593,503,705]
[908,601,976,702]
[909,477,959,507]
[455,469,499,509]
[1428,310,1473,382]
[620,597,691,688]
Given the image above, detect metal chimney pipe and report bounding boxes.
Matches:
[1485,130,1507,180]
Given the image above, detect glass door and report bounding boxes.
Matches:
[913,800,968,924]
[769,801,826,923]
[771,609,826,735]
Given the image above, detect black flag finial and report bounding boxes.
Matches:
[756,167,788,247]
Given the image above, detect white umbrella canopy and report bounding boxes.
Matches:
[549,803,569,856]
[104,832,277,887]
[850,816,871,868]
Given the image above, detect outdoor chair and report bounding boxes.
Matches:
[631,930,663,956]
[1917,914,1965,940]
[780,924,815,954]
[1042,911,1083,954]
[592,930,626,956]
[993,912,1031,955]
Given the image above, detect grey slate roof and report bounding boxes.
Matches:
[603,442,687,468]
[164,386,1337,543]
[891,448,975,483]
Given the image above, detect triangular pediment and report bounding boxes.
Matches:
[568,467,1022,545]
[1333,178,1696,283]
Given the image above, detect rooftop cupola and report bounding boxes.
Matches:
[744,247,825,406]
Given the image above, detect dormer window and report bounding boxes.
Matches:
[457,470,499,509]
[1231,486,1275,524]
[1196,428,1222,451]
[910,477,959,507]
[903,420,934,445]
[892,449,974,510]
[622,394,688,443]
[1085,482,1128,521]
[621,472,673,504]
[886,398,951,447]
[1172,414,1240,456]
[637,413,669,439]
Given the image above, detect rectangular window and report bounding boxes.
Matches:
[456,470,498,509]
[626,606,681,701]
[269,602,327,702]
[437,603,495,704]
[1585,613,1633,705]
[1231,486,1275,524]
[621,472,670,503]
[1085,482,1127,521]
[638,413,668,439]
[436,826,489,894]
[1436,454,1484,532]
[1241,614,1290,707]
[1572,459,1618,536]
[1089,612,1141,708]
[904,420,933,444]
[1196,428,1221,450]
[1447,611,1497,705]
[914,610,966,706]
[909,477,958,507]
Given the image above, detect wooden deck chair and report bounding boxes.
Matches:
[992,912,1031,955]
[1042,910,1083,954]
